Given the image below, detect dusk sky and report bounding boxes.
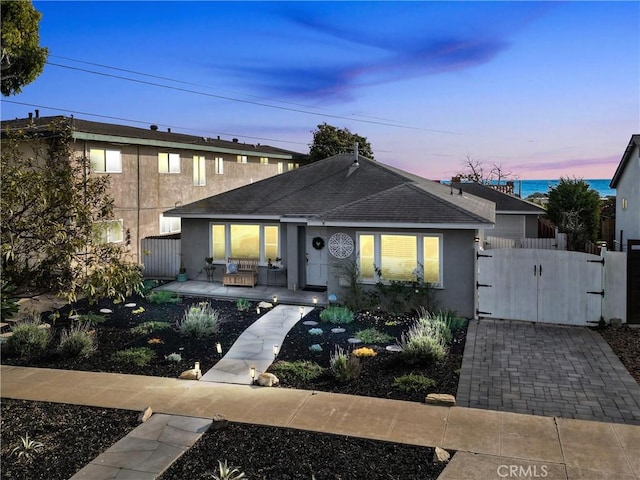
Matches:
[2,1,638,180]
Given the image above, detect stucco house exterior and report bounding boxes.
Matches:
[164,154,495,317]
[610,134,640,251]
[1,113,306,261]
[450,181,546,248]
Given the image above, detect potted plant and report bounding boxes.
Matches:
[205,256,214,265]
[176,265,187,282]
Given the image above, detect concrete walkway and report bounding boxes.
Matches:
[200,304,314,384]
[457,319,640,425]
[2,365,639,479]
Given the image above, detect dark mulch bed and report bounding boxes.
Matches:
[1,294,464,479]
[599,324,640,383]
[0,398,139,480]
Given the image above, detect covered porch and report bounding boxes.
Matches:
[154,280,329,306]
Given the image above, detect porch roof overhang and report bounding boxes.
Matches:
[302,219,494,230]
[496,210,543,215]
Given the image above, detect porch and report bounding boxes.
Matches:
[153,280,329,306]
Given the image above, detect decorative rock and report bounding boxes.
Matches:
[124,303,137,308]
[99,308,113,314]
[433,447,450,463]
[425,393,456,407]
[258,301,273,309]
[347,337,362,344]
[303,320,318,326]
[331,328,346,333]
[138,406,153,423]
[257,372,279,387]
[179,365,202,380]
[386,345,402,352]
[210,413,228,430]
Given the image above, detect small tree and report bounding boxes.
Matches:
[1,0,49,96]
[1,119,143,303]
[308,123,373,162]
[545,178,601,251]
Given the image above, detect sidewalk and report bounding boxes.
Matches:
[2,365,639,479]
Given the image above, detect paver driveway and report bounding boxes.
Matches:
[457,319,640,425]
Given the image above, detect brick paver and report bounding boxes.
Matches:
[457,319,640,425]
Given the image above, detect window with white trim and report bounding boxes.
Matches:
[193,155,206,186]
[357,232,442,285]
[94,219,124,243]
[260,157,269,165]
[214,157,224,174]
[237,155,247,163]
[90,148,121,173]
[159,214,181,234]
[158,153,180,173]
[210,223,279,262]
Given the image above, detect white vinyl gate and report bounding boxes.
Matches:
[477,249,603,325]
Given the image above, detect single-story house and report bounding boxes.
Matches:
[164,154,495,317]
[450,181,546,247]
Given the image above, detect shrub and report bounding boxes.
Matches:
[164,352,182,363]
[130,321,172,335]
[399,324,446,365]
[352,347,377,358]
[235,298,251,312]
[270,360,325,382]
[319,306,354,324]
[1,282,19,321]
[207,459,246,480]
[354,327,393,344]
[177,302,220,337]
[330,346,361,382]
[11,434,44,462]
[393,374,436,392]
[111,347,155,366]
[416,311,452,344]
[58,322,96,357]
[6,316,50,357]
[147,290,181,304]
[74,312,106,326]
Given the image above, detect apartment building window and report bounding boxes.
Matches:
[214,157,224,174]
[260,157,269,165]
[237,155,248,163]
[94,219,124,243]
[159,214,181,234]
[193,155,206,186]
[358,233,442,285]
[159,153,180,173]
[90,148,121,173]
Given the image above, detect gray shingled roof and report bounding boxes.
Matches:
[0,115,306,159]
[167,154,495,227]
[451,181,545,214]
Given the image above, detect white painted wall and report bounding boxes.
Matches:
[603,251,627,323]
[615,143,640,250]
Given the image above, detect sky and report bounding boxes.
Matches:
[2,1,639,181]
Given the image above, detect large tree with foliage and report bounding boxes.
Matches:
[1,119,143,303]
[1,0,48,96]
[309,123,374,162]
[545,178,601,251]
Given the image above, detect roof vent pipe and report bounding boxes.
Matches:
[28,112,33,120]
[35,109,39,118]
[167,127,171,133]
[232,138,238,143]
[150,125,158,131]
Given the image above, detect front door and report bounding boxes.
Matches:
[306,227,328,287]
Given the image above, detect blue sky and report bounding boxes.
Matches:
[2,1,638,180]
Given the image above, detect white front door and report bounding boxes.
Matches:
[306,227,328,286]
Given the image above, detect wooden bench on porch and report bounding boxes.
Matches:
[222,258,259,287]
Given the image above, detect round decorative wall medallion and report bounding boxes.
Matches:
[312,236,325,250]
[328,232,354,259]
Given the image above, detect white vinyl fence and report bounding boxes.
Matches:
[485,233,567,250]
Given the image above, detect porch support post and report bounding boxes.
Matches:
[285,223,300,290]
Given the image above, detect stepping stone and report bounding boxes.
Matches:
[331,328,346,333]
[386,345,402,352]
[258,301,273,309]
[425,393,456,407]
[99,308,113,314]
[347,338,362,344]
[303,320,318,326]
[124,303,136,308]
